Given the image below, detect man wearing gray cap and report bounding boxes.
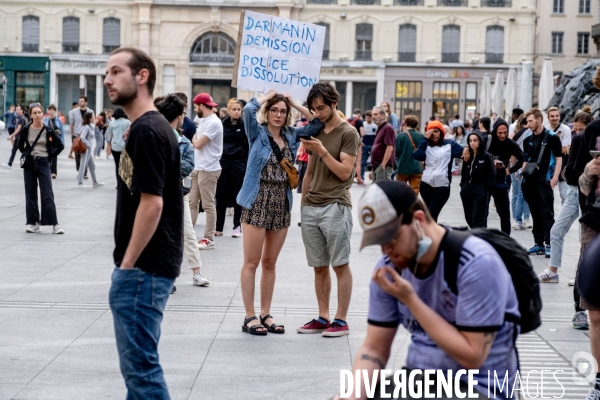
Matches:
[333,180,520,399]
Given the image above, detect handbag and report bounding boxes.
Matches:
[521,132,547,178]
[267,135,299,189]
[72,136,87,154]
[405,131,424,170]
[20,126,46,169]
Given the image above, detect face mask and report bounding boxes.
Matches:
[415,220,432,262]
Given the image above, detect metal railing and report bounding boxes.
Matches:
[394,0,423,4]
[355,50,373,61]
[438,0,467,5]
[398,52,416,62]
[485,53,504,63]
[22,43,39,52]
[306,0,337,4]
[350,0,380,4]
[62,43,80,53]
[103,45,120,54]
[190,54,235,63]
[481,0,511,6]
[441,52,460,62]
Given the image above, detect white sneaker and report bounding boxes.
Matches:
[197,238,216,250]
[525,219,533,229]
[232,226,242,238]
[192,273,210,286]
[568,278,575,286]
[585,388,600,400]
[26,223,41,233]
[537,268,559,283]
[1,163,11,169]
[52,225,65,234]
[93,182,105,188]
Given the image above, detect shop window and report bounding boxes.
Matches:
[355,23,373,61]
[190,32,236,63]
[103,18,121,54]
[465,82,478,120]
[398,24,417,62]
[485,26,504,63]
[16,72,45,108]
[441,25,460,63]
[315,22,330,60]
[62,17,80,53]
[191,79,236,118]
[551,32,564,54]
[553,0,564,14]
[578,33,590,54]
[353,82,377,113]
[580,0,591,14]
[432,81,459,123]
[335,82,347,115]
[22,15,40,52]
[395,81,422,124]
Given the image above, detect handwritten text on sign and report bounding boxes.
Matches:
[233,11,326,99]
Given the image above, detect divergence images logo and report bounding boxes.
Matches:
[571,351,598,385]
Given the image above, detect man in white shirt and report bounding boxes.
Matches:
[190,92,223,250]
[508,107,524,136]
[69,97,94,174]
[546,106,572,204]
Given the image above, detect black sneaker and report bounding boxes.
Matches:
[171,285,176,294]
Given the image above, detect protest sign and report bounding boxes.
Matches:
[232,10,326,99]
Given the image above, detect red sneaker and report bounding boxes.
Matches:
[322,321,349,337]
[297,318,330,334]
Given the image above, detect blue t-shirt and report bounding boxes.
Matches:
[368,232,520,399]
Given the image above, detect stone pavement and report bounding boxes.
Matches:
[0,129,594,399]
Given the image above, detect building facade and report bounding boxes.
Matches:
[535,0,595,80]
[0,0,537,122]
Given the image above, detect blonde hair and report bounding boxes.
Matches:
[337,110,346,119]
[547,106,560,115]
[256,94,293,127]
[227,98,242,110]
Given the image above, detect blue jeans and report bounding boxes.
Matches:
[109,267,174,400]
[360,145,372,179]
[549,185,581,268]
[510,173,530,223]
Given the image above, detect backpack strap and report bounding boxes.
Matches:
[442,228,472,295]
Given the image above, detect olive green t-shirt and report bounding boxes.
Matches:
[304,121,360,208]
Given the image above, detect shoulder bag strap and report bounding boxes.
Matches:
[406,131,417,151]
[267,134,284,163]
[535,131,548,165]
[25,125,46,151]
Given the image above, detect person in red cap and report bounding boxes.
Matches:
[189,92,223,250]
[412,120,464,221]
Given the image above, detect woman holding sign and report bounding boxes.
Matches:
[237,89,322,335]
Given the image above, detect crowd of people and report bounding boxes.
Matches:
[3,46,600,400]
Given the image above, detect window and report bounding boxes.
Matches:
[355,23,373,61]
[316,23,330,60]
[398,24,417,62]
[442,25,460,63]
[103,18,120,54]
[190,32,236,63]
[579,0,591,14]
[395,81,422,123]
[433,81,460,121]
[62,17,80,53]
[481,0,511,6]
[553,0,564,13]
[22,15,39,52]
[351,0,380,4]
[551,32,564,54]
[438,0,467,5]
[578,32,590,54]
[465,82,478,118]
[485,25,504,63]
[394,0,423,4]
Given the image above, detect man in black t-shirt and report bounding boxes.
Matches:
[104,47,183,399]
[521,108,563,257]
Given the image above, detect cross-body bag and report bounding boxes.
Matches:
[405,131,424,170]
[521,132,548,178]
[20,126,46,170]
[267,135,299,189]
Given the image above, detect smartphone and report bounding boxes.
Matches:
[590,150,600,159]
[299,134,312,140]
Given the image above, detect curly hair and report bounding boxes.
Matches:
[256,94,293,127]
[307,82,340,111]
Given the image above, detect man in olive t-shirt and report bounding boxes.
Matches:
[298,82,360,338]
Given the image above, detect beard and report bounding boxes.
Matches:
[320,108,336,124]
[109,76,138,107]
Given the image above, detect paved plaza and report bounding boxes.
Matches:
[0,130,594,399]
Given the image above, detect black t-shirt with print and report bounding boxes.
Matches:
[113,111,183,278]
[522,128,563,183]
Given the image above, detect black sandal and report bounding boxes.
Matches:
[260,314,285,334]
[242,316,267,336]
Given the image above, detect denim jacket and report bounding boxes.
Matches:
[43,116,65,144]
[236,97,323,211]
[179,135,195,177]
